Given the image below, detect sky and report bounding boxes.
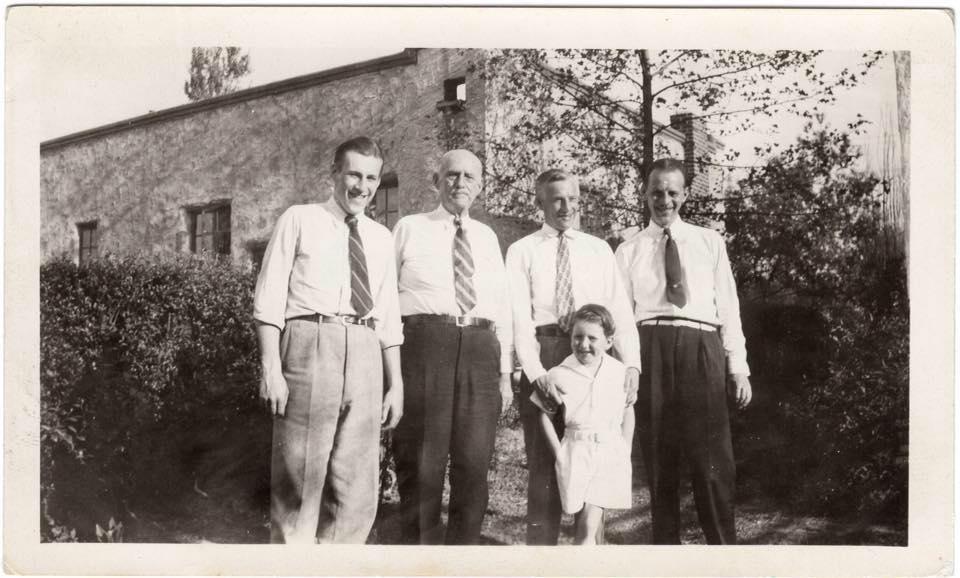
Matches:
[38,46,899,173]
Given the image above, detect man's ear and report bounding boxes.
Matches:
[330,164,339,178]
[432,172,440,189]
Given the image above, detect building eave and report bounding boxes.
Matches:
[40,48,420,153]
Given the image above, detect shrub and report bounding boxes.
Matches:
[41,253,261,540]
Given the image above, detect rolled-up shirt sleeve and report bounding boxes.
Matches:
[253,207,299,330]
[714,236,750,376]
[506,242,546,383]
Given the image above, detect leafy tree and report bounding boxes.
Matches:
[481,49,883,226]
[724,120,883,302]
[184,47,251,102]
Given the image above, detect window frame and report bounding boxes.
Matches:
[186,201,232,257]
[77,220,98,266]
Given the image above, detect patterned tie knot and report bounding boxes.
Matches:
[345,214,358,228]
[454,216,463,228]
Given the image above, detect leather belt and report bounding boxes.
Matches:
[288,313,376,329]
[639,317,718,332]
[402,314,495,331]
[535,324,568,337]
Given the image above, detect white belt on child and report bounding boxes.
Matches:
[566,428,621,443]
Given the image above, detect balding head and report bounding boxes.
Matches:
[434,149,483,216]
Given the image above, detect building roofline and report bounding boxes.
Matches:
[40,48,420,153]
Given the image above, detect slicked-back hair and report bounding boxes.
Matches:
[571,303,616,338]
[333,136,384,172]
[535,168,580,199]
[647,158,687,183]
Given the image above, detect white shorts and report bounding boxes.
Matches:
[555,430,633,515]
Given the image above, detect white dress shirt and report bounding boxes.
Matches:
[614,217,750,375]
[506,224,642,383]
[253,197,403,349]
[393,205,514,373]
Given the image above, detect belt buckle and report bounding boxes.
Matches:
[455,316,469,327]
[334,315,349,326]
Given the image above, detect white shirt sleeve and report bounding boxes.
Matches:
[601,244,641,373]
[714,234,750,375]
[253,207,299,330]
[506,240,546,383]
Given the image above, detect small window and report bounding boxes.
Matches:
[444,77,466,102]
[187,202,231,256]
[367,173,400,229]
[77,221,98,265]
[437,77,466,112]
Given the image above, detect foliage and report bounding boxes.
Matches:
[725,120,882,301]
[40,253,262,540]
[184,47,251,102]
[481,49,883,227]
[724,123,907,520]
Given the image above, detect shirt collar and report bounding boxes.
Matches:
[323,196,353,224]
[431,204,472,225]
[644,216,686,237]
[560,353,605,379]
[541,223,578,239]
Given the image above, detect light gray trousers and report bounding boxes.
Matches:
[270,319,383,544]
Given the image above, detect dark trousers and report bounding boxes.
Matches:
[393,322,502,545]
[635,324,737,544]
[518,334,571,545]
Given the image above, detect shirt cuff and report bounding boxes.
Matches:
[378,331,404,350]
[524,366,547,384]
[727,354,750,376]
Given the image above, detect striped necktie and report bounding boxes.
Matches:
[556,232,575,330]
[345,214,374,317]
[453,216,477,314]
[664,227,686,308]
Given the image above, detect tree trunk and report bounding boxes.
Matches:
[893,51,910,268]
[639,50,654,226]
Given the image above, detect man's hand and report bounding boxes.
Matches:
[729,373,752,409]
[533,373,562,412]
[498,372,514,416]
[259,363,289,417]
[624,367,640,406]
[381,386,403,430]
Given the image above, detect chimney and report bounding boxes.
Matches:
[669,112,721,198]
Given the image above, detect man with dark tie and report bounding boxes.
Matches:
[615,157,752,545]
[506,168,641,545]
[253,136,404,544]
[391,149,514,545]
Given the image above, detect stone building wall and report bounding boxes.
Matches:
[40,49,491,268]
[40,48,723,265]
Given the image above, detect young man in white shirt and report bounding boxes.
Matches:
[392,149,514,545]
[505,169,641,545]
[615,157,752,544]
[253,136,404,544]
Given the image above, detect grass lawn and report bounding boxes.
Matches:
[118,415,906,545]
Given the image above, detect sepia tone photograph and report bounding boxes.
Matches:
[6,5,954,576]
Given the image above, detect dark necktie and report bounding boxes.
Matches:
[345,215,374,317]
[664,227,686,308]
[556,233,575,329]
[453,216,477,314]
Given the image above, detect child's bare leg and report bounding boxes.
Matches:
[574,504,605,544]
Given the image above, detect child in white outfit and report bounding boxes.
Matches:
[531,304,635,545]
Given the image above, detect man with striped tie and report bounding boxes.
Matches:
[506,168,641,545]
[392,149,514,545]
[253,136,404,544]
[615,158,752,544]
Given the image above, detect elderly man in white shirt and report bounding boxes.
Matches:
[253,136,404,544]
[506,168,641,545]
[615,157,752,545]
[392,149,514,545]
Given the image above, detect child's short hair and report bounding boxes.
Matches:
[570,303,616,337]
